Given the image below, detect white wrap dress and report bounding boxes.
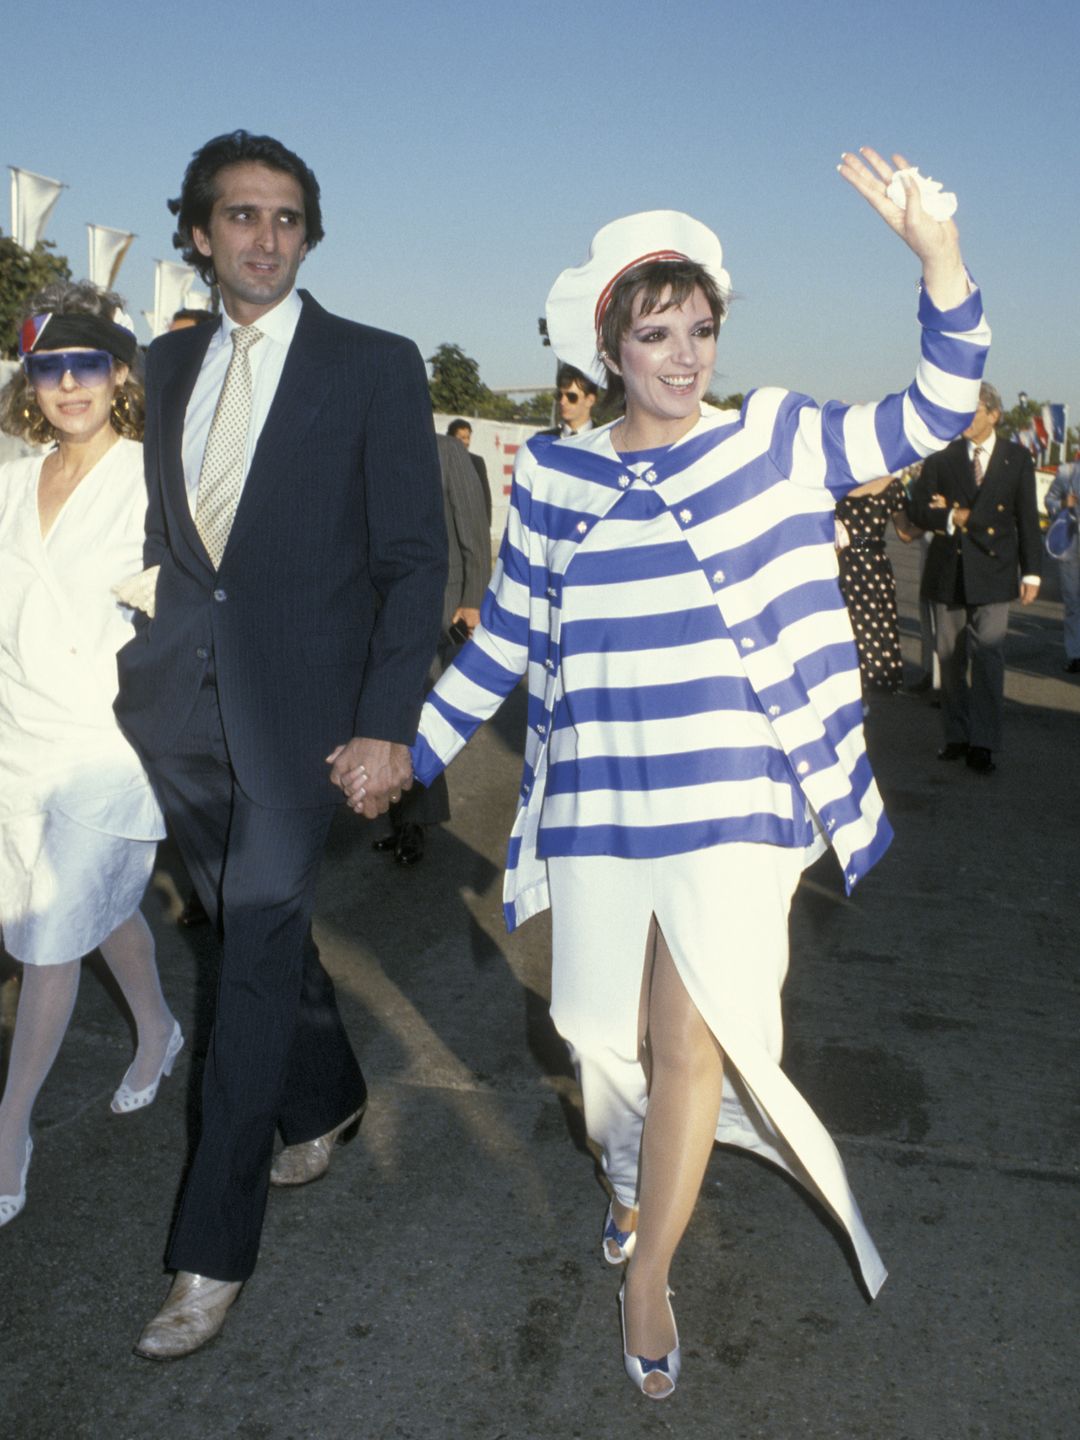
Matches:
[0,438,164,966]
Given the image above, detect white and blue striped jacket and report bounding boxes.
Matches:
[413,285,990,931]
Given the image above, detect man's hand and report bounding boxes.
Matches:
[1020,581,1040,606]
[952,506,971,528]
[1064,492,1077,510]
[326,738,413,818]
[451,605,481,635]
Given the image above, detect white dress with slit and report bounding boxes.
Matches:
[413,281,993,1297]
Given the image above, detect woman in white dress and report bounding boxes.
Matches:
[369,150,989,1397]
[0,282,178,1228]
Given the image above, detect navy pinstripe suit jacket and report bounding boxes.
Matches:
[115,290,447,808]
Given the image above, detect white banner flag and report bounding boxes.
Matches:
[87,224,135,290]
[150,259,198,337]
[9,167,65,251]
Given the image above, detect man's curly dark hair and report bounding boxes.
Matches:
[168,130,324,285]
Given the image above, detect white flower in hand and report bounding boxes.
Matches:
[885,167,957,221]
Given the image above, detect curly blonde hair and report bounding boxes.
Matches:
[0,280,145,444]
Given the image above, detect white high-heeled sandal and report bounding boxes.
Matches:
[601,1199,638,1265]
[111,1021,184,1114]
[618,1282,681,1400]
[0,1136,33,1228]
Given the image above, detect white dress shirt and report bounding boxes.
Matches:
[182,288,303,515]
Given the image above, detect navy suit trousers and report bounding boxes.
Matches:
[146,676,367,1281]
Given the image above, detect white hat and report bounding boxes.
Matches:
[544,210,731,388]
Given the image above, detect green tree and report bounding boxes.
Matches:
[707,390,744,411]
[998,394,1040,441]
[427,342,489,416]
[479,391,522,422]
[0,233,72,358]
[429,343,563,424]
[514,389,556,425]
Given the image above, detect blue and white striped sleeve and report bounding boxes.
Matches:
[411,448,537,784]
[788,281,991,497]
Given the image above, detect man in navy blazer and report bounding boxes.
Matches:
[909,381,1041,774]
[116,131,446,1358]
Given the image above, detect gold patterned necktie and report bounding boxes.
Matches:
[972,446,985,486]
[195,324,264,568]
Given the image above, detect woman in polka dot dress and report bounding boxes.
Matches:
[836,476,920,696]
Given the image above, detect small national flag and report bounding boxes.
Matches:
[1043,403,1067,445]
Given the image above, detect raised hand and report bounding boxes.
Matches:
[838,148,969,310]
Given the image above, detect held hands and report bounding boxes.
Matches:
[326,737,414,818]
[838,148,968,310]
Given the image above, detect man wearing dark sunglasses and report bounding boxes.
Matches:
[115,129,446,1359]
[540,363,599,438]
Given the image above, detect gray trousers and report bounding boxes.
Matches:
[934,601,1009,751]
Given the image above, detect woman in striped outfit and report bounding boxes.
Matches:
[345,148,988,1396]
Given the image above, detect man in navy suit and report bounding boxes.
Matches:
[909,381,1041,774]
[116,131,446,1357]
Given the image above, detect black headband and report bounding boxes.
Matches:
[20,311,138,367]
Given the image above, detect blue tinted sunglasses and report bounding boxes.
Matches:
[23,349,115,390]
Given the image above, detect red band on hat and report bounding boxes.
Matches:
[19,313,51,357]
[593,250,690,335]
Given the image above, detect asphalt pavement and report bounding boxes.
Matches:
[2,535,1078,1440]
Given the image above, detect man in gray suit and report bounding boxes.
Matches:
[372,432,491,864]
[446,418,492,524]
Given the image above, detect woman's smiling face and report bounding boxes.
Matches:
[31,349,126,444]
[613,285,717,444]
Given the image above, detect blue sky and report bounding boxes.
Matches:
[6,0,1078,417]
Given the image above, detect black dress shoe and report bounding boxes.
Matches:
[966,746,996,774]
[907,675,934,694]
[394,822,425,867]
[1065,658,1080,674]
[177,890,209,928]
[371,831,399,853]
[937,742,969,761]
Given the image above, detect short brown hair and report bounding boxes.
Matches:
[0,280,144,445]
[598,258,727,409]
